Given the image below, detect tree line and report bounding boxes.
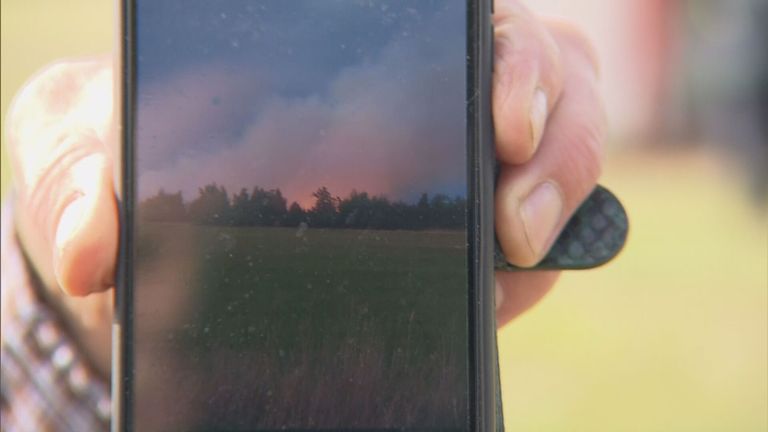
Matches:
[139,183,466,230]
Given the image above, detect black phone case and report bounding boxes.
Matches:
[471,0,498,429]
[115,1,627,430]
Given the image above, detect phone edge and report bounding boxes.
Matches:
[467,0,497,430]
[112,0,134,430]
[112,1,494,430]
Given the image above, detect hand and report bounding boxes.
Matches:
[493,0,605,326]
[7,58,116,375]
[4,0,605,373]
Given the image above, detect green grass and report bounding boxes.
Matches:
[134,224,469,429]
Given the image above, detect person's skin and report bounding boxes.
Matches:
[5,0,604,378]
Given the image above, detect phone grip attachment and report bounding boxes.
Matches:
[494,185,628,271]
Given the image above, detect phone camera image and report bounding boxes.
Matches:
[126,1,479,430]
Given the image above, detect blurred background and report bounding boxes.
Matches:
[1,0,766,430]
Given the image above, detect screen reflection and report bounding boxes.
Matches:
[133,1,469,430]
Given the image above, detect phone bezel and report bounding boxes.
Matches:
[113,1,496,430]
[467,0,497,429]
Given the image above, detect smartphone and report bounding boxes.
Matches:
[115,1,497,430]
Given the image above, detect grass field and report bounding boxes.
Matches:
[134,224,469,430]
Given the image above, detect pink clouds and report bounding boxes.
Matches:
[137,13,465,206]
[136,64,270,171]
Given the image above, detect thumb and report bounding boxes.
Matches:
[52,136,117,296]
[13,132,118,297]
[7,60,117,296]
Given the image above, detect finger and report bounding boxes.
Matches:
[493,0,564,164]
[495,25,605,267]
[7,59,117,296]
[495,270,560,326]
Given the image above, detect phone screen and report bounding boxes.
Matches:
[129,1,471,430]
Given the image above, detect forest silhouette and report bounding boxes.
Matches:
[139,183,466,230]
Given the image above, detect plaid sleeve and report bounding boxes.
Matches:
[1,204,111,432]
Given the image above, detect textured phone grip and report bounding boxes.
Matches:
[494,185,628,271]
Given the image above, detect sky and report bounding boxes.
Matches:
[135,0,467,207]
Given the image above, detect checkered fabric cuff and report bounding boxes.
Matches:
[1,203,111,431]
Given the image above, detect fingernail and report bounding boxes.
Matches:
[520,181,563,260]
[54,195,89,280]
[530,88,547,151]
[495,280,504,311]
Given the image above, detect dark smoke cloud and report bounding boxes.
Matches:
[137,2,466,206]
